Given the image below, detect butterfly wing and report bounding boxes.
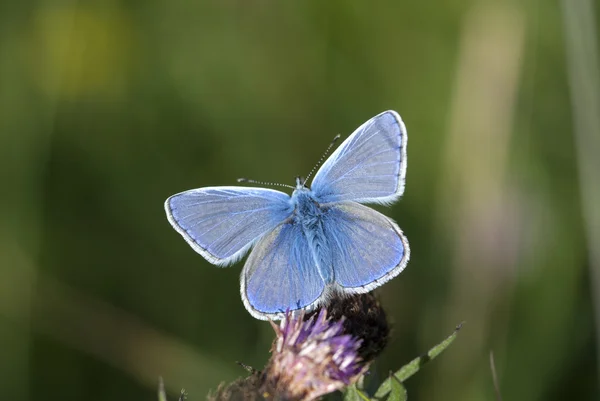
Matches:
[322,201,410,291]
[165,187,293,266]
[311,110,407,204]
[241,221,326,320]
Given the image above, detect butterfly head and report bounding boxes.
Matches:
[295,176,308,190]
[292,176,313,204]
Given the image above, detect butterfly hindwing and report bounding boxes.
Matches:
[241,221,326,320]
[322,201,410,291]
[311,110,407,205]
[165,187,292,266]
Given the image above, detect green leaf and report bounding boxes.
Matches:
[374,322,463,399]
[387,376,407,401]
[345,383,372,401]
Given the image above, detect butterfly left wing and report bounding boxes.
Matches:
[321,201,410,292]
[165,187,293,266]
[311,110,407,205]
[241,221,326,320]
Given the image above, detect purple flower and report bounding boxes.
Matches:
[262,309,367,401]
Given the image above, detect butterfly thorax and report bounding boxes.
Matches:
[291,188,323,224]
[290,187,334,283]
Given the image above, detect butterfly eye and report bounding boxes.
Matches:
[295,176,307,188]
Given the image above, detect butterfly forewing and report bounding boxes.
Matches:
[311,111,407,205]
[165,187,292,266]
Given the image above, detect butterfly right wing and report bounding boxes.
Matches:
[241,221,326,320]
[165,187,293,266]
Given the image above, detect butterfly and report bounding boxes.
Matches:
[165,110,410,320]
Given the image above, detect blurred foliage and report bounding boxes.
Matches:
[0,0,598,400]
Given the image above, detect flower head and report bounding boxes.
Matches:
[261,309,367,401]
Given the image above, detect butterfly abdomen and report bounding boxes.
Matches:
[292,189,334,284]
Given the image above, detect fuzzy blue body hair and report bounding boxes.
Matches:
[291,188,334,284]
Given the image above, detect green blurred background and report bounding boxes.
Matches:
[1,0,599,400]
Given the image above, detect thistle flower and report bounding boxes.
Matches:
[310,293,389,362]
[260,309,367,401]
[208,295,388,401]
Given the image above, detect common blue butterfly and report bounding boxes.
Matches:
[165,110,410,320]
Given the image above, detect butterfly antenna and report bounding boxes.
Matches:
[237,177,295,189]
[304,134,341,184]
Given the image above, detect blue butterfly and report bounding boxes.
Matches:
[165,110,410,320]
